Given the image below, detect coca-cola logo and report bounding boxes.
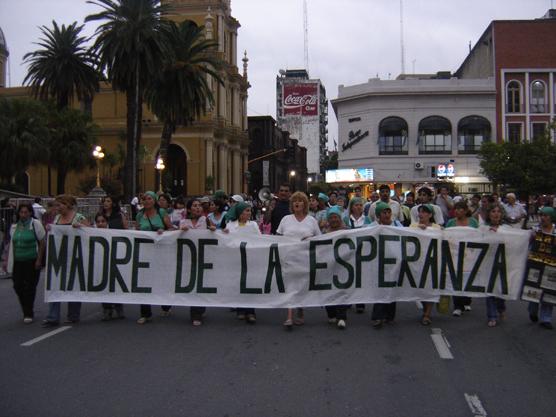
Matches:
[284,94,317,107]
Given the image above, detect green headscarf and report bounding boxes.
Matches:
[144,191,158,202]
[227,202,250,222]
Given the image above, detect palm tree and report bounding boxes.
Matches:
[145,20,223,162]
[23,21,99,110]
[86,0,172,201]
[47,107,97,193]
[0,97,49,184]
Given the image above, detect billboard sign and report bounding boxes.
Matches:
[437,163,455,178]
[283,83,318,116]
[325,168,374,183]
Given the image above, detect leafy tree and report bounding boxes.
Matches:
[144,20,223,161]
[86,0,172,201]
[478,132,556,195]
[46,107,98,193]
[0,97,49,183]
[23,21,99,110]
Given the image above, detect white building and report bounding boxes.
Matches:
[276,69,327,177]
[331,76,496,195]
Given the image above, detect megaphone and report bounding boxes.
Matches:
[258,187,272,202]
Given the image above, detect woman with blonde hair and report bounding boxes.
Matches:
[276,191,321,329]
[42,195,89,327]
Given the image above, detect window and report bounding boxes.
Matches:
[506,80,521,113]
[458,116,491,154]
[418,116,452,154]
[531,122,547,142]
[530,80,546,113]
[378,116,408,155]
[507,123,522,144]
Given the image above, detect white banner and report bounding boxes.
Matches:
[45,225,530,308]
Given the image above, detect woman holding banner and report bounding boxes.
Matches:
[181,198,216,326]
[42,195,89,327]
[446,201,478,317]
[369,202,404,328]
[277,192,321,329]
[7,203,46,324]
[224,202,260,323]
[324,206,349,329]
[135,191,173,325]
[481,204,511,327]
[410,204,441,326]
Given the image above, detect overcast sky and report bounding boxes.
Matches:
[0,0,553,148]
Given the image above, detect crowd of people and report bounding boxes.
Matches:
[4,184,555,332]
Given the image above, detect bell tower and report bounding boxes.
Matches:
[0,27,9,88]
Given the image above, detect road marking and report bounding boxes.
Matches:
[464,393,488,417]
[430,328,454,359]
[20,326,71,347]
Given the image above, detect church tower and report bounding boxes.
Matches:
[0,27,9,88]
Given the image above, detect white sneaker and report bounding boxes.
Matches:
[23,317,33,324]
[452,309,462,317]
[337,319,346,329]
[328,318,337,324]
[464,305,472,312]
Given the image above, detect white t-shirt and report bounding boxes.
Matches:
[276,214,321,240]
[226,220,261,235]
[368,200,403,222]
[410,204,444,226]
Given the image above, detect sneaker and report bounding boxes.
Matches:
[237,313,246,320]
[246,314,257,324]
[41,320,59,328]
[23,317,33,324]
[160,310,171,317]
[540,322,553,330]
[136,316,151,325]
[328,318,337,324]
[192,320,202,326]
[337,319,346,329]
[372,319,383,329]
[464,305,472,312]
[452,309,462,317]
[64,318,79,324]
[529,313,539,323]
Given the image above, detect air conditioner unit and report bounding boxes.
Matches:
[414,161,424,170]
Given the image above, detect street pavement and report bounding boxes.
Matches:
[1,274,555,417]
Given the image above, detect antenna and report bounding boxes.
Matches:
[303,0,309,72]
[400,0,406,75]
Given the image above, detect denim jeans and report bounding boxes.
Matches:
[486,297,506,320]
[46,302,82,323]
[528,302,553,323]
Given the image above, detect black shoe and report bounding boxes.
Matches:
[540,322,553,330]
[101,309,112,321]
[529,313,539,323]
[41,320,59,328]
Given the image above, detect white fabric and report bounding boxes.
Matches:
[277,214,321,239]
[225,220,260,234]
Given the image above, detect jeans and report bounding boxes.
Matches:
[528,302,553,323]
[486,297,506,320]
[238,308,255,316]
[371,303,397,321]
[47,302,82,323]
[190,306,206,321]
[12,259,41,318]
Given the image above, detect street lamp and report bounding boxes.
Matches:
[290,170,296,178]
[92,145,105,188]
[155,157,165,192]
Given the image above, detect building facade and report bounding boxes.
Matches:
[276,69,327,178]
[332,77,495,195]
[248,116,308,195]
[456,10,556,144]
[0,0,249,197]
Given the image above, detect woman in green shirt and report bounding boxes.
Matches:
[136,191,173,324]
[445,200,478,316]
[7,203,46,323]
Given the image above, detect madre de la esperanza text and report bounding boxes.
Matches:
[44,226,530,306]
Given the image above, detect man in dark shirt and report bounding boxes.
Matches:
[271,183,291,234]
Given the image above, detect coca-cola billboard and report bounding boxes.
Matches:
[282,83,319,116]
